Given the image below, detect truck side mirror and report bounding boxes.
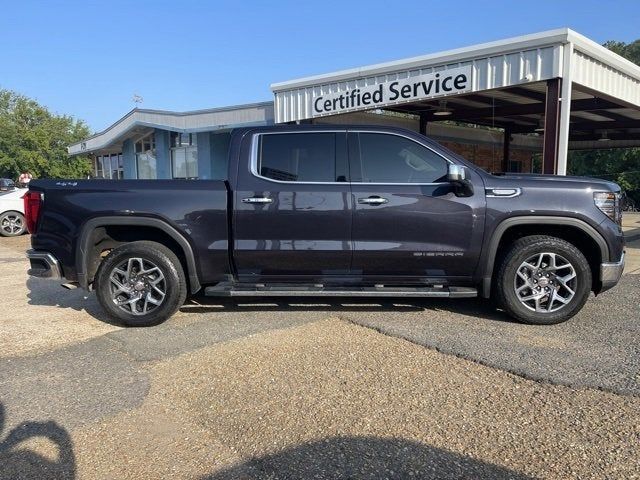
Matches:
[447,164,473,197]
[447,164,466,183]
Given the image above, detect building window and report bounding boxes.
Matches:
[135,133,157,179]
[94,157,103,178]
[117,154,124,179]
[94,153,124,179]
[170,132,198,179]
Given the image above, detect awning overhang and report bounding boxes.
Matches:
[68,101,275,156]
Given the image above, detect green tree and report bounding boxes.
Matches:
[0,89,92,180]
[602,39,640,65]
[567,39,640,205]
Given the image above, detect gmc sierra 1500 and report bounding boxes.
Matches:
[25,125,625,326]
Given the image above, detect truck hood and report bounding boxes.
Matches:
[489,173,620,192]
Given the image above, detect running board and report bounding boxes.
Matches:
[204,284,477,298]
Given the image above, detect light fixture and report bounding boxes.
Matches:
[534,116,545,133]
[598,131,610,142]
[433,100,452,116]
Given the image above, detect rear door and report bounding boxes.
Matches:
[348,130,485,284]
[233,129,352,282]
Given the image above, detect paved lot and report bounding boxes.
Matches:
[0,218,638,479]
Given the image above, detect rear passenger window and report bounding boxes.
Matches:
[357,133,448,184]
[258,133,336,182]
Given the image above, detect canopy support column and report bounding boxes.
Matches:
[502,127,511,172]
[556,42,574,176]
[419,114,428,135]
[542,78,561,174]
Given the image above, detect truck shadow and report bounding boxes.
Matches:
[0,402,76,480]
[25,276,516,326]
[201,436,533,479]
[184,295,517,324]
[25,277,122,326]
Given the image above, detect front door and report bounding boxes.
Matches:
[348,131,485,284]
[233,130,352,282]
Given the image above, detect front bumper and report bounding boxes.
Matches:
[26,250,62,280]
[600,252,625,292]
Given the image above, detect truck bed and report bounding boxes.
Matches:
[29,179,230,285]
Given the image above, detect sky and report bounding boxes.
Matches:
[1,0,639,132]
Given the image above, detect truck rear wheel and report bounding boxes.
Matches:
[95,241,187,327]
[494,235,592,325]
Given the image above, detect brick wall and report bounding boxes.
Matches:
[438,141,536,173]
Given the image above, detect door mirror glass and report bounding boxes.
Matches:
[447,164,467,183]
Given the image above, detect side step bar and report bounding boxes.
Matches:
[204,284,477,298]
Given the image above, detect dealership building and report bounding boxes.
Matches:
[69,28,640,179]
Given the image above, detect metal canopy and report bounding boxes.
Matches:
[272,28,640,174]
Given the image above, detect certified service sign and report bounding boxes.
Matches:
[311,65,472,117]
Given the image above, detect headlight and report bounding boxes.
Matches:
[594,192,622,224]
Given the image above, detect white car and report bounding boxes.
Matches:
[0,188,27,237]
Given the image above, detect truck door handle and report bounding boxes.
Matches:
[242,196,273,204]
[358,196,389,205]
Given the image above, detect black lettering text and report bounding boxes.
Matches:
[424,80,434,95]
[372,85,383,103]
[388,82,399,101]
[454,74,467,90]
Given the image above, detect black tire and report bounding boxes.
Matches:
[494,235,592,325]
[0,211,26,237]
[94,241,187,327]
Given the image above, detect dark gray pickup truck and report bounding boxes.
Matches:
[25,125,625,326]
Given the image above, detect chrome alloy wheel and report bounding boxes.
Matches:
[108,257,166,315]
[1,214,24,235]
[513,252,577,313]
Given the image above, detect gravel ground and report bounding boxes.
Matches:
[60,320,640,479]
[342,275,640,396]
[1,317,638,479]
[0,236,120,357]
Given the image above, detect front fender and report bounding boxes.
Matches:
[478,216,609,298]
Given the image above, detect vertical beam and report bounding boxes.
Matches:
[419,114,428,136]
[154,129,171,179]
[542,78,561,174]
[122,138,136,179]
[556,42,574,176]
[502,127,511,172]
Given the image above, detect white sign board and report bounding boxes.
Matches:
[311,65,472,117]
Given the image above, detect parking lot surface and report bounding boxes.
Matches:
[0,216,638,479]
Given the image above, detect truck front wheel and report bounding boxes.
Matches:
[95,241,187,327]
[494,235,592,325]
